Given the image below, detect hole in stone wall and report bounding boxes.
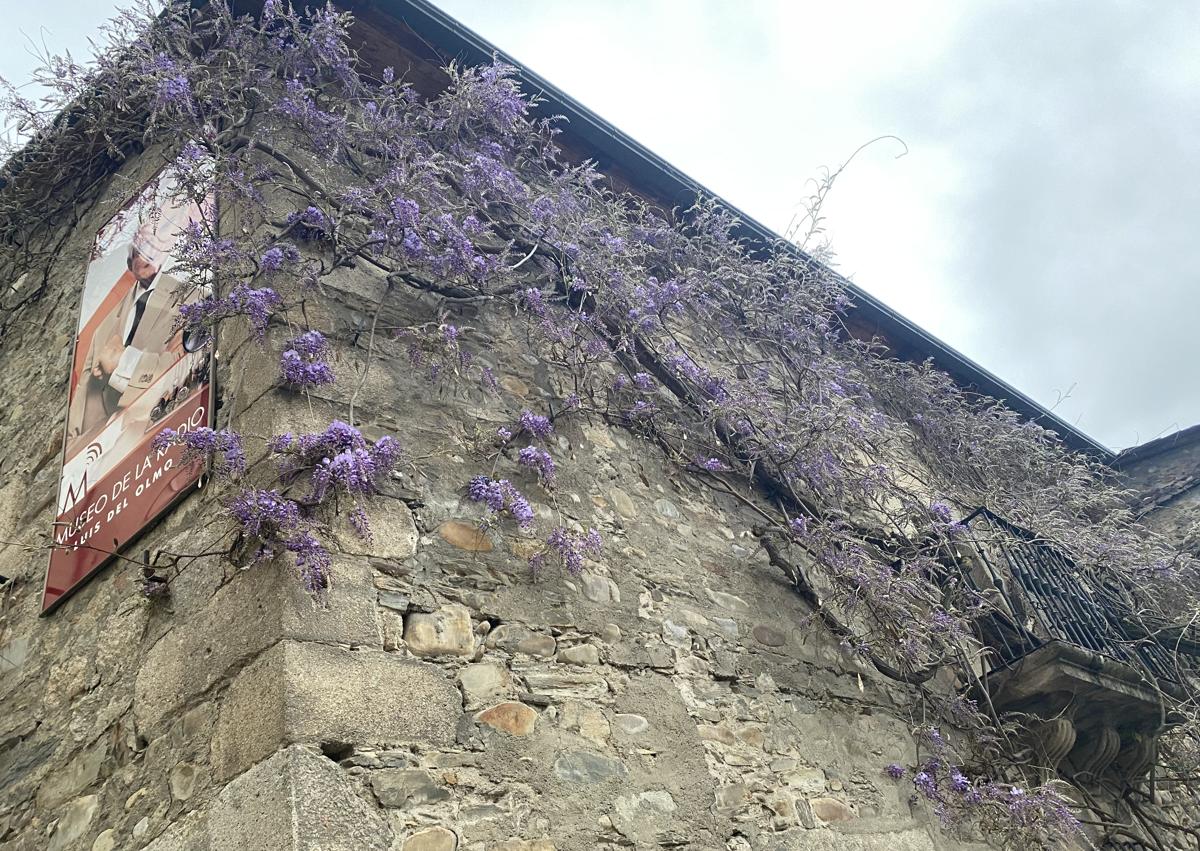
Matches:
[320,740,354,762]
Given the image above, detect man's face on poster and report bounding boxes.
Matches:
[128,247,160,284]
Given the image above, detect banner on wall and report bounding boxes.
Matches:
[43,164,216,613]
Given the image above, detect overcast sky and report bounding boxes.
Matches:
[4,1,1198,451]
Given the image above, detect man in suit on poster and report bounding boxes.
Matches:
[67,221,190,447]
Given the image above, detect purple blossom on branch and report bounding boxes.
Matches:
[518,409,553,440]
[285,530,333,595]
[259,242,300,272]
[542,526,603,575]
[177,283,282,341]
[280,329,334,387]
[274,421,401,503]
[153,427,246,476]
[517,445,556,486]
[467,476,535,529]
[287,205,333,241]
[230,488,302,540]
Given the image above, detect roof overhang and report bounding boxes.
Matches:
[357,0,1113,460]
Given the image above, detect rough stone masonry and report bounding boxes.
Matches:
[0,144,970,851]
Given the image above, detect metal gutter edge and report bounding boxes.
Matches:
[381,0,1114,460]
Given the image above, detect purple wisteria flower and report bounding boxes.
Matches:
[156,74,195,113]
[275,421,401,500]
[519,287,547,318]
[929,500,953,524]
[542,526,603,575]
[141,53,195,114]
[280,329,334,388]
[517,445,556,486]
[230,486,333,596]
[178,284,282,341]
[467,476,535,529]
[390,197,420,229]
[178,221,245,272]
[259,242,301,272]
[518,409,553,440]
[884,763,905,780]
[263,423,401,549]
[349,506,372,542]
[285,530,333,595]
[153,427,246,476]
[230,488,302,541]
[914,771,937,797]
[693,457,729,472]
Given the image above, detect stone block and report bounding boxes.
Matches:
[611,790,676,844]
[704,589,751,614]
[556,644,600,665]
[438,521,493,552]
[476,701,538,736]
[404,604,476,658]
[515,665,608,700]
[210,640,287,781]
[457,662,513,708]
[809,797,855,823]
[332,497,418,560]
[552,751,627,784]
[485,625,555,657]
[558,702,610,744]
[371,768,450,807]
[48,794,98,851]
[213,641,459,780]
[759,827,936,850]
[401,826,458,850]
[36,736,109,810]
[148,745,392,850]
[136,557,380,735]
[612,713,650,736]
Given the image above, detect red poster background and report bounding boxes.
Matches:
[43,388,210,612]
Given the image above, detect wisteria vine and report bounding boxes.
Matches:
[2,2,1198,847]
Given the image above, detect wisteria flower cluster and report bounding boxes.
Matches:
[467,476,535,530]
[177,283,282,342]
[230,488,330,595]
[530,526,603,575]
[271,421,401,507]
[280,329,334,388]
[152,427,246,476]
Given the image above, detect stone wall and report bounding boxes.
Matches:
[0,142,997,851]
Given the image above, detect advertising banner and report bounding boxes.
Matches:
[44,165,215,613]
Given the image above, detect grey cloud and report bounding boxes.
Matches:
[876,2,1200,447]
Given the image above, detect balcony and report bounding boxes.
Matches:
[954,509,1196,783]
